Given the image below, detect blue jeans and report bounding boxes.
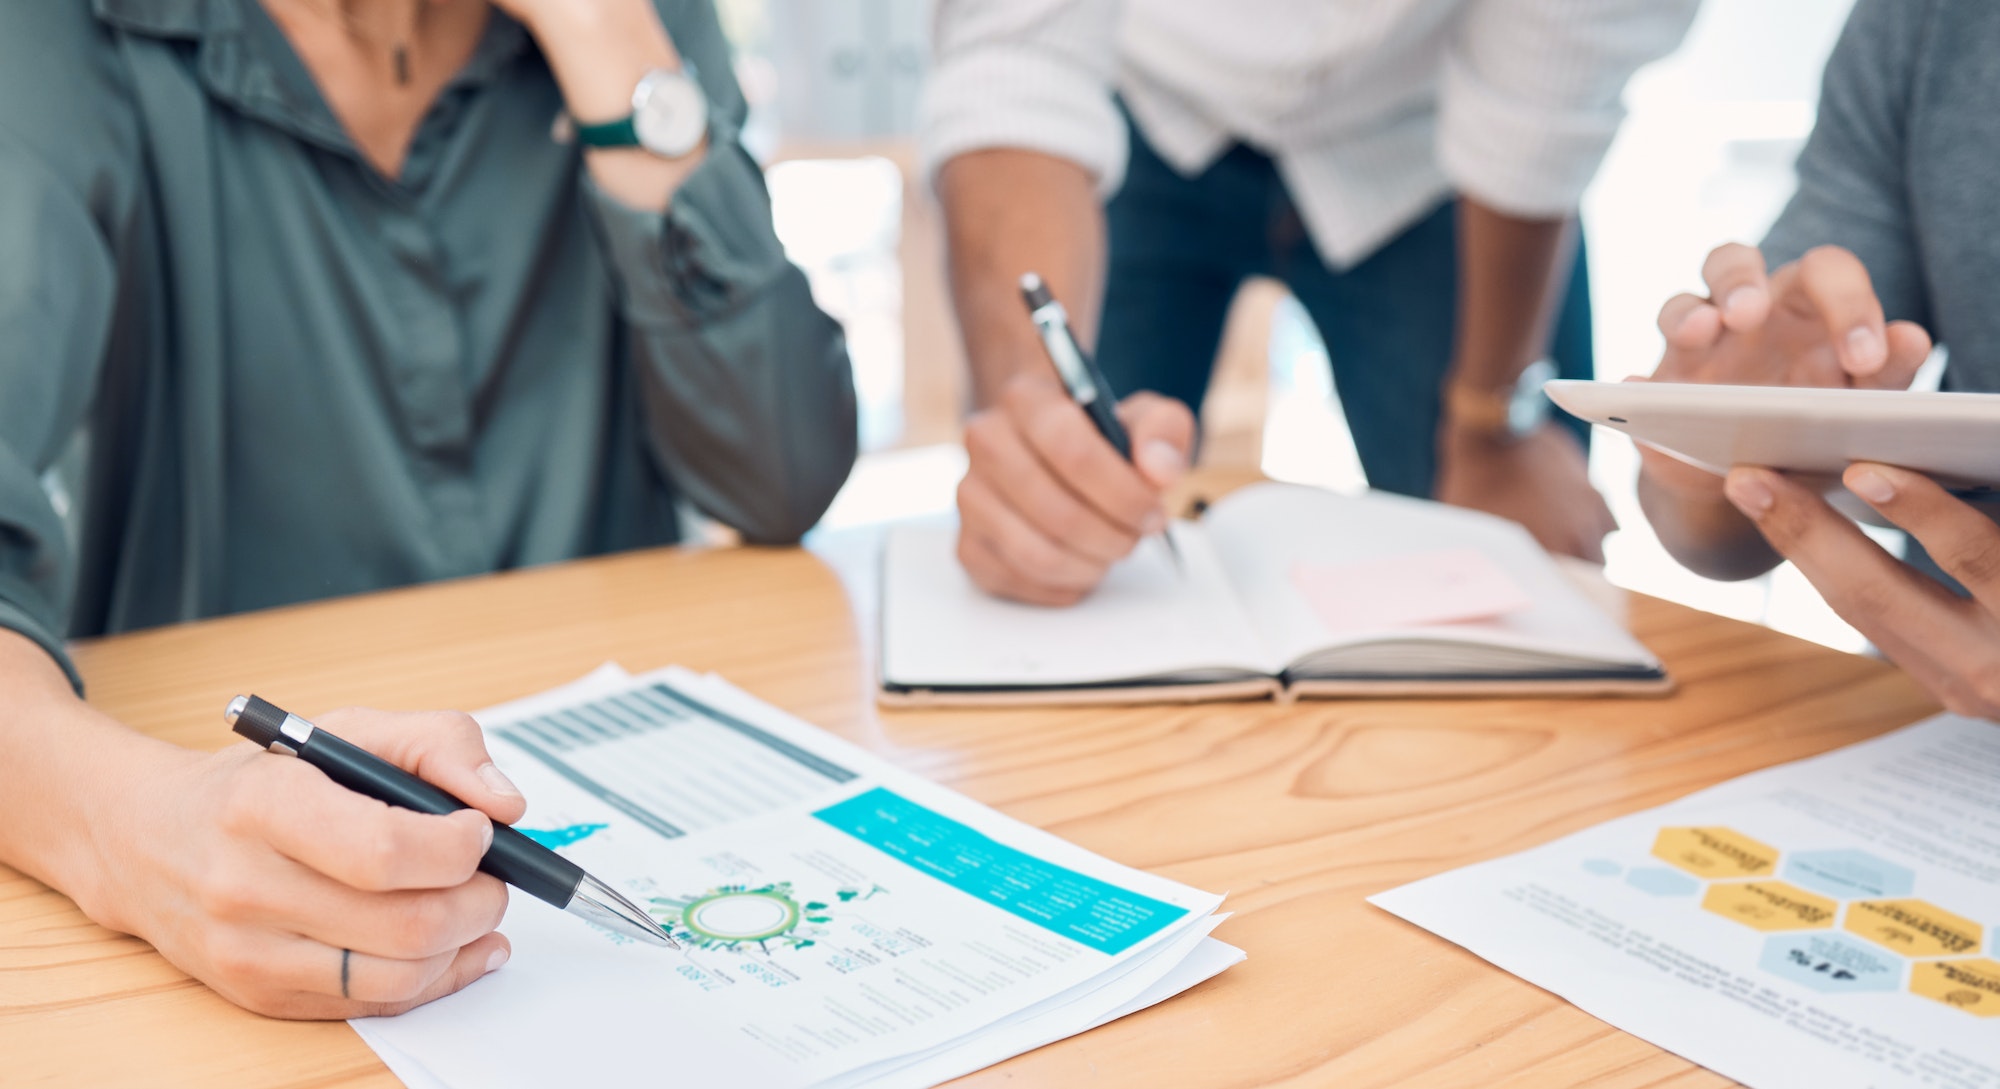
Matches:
[1096,118,1595,499]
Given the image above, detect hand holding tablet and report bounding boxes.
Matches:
[1632,243,1936,510]
[1548,380,2000,525]
[1596,240,2000,721]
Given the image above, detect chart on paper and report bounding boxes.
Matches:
[491,682,857,839]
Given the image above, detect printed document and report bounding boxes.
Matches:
[1374,714,2000,1089]
[353,666,1239,1088]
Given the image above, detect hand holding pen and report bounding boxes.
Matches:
[1020,273,1186,573]
[227,696,674,951]
[67,706,529,1020]
[954,276,1197,605]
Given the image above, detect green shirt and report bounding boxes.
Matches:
[0,1,858,687]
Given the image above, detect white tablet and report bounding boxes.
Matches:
[1547,380,2000,491]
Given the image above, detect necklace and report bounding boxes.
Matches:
[284,0,420,85]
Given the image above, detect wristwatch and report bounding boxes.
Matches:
[573,66,709,159]
[1444,357,1558,442]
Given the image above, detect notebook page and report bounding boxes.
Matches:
[1203,484,1655,672]
[880,519,1279,690]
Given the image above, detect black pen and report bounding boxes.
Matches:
[224,695,678,949]
[1019,272,1185,572]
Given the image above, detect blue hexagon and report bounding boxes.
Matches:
[1582,859,1622,877]
[1760,933,1904,994]
[1783,849,1917,899]
[1625,867,1699,896]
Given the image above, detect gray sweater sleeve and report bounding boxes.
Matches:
[582,2,857,546]
[1761,0,1932,328]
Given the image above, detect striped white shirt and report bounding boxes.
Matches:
[921,0,1700,268]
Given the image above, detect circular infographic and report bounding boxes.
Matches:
[648,881,880,954]
[683,889,803,943]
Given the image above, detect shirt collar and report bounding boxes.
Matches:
[92,0,229,39]
[92,0,534,159]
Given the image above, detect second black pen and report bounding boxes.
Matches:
[1018,271,1187,572]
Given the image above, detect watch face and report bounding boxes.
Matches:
[1507,357,1560,438]
[633,70,708,158]
[1507,390,1549,437]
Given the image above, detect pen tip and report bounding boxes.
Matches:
[223,695,248,726]
[1019,272,1043,293]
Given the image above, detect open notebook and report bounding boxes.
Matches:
[880,482,1670,706]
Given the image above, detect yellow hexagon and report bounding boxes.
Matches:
[1654,826,1780,880]
[1844,899,1983,958]
[1701,881,1837,931]
[1910,959,2000,1016]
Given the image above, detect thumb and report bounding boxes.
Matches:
[315,708,530,825]
[1116,391,1194,488]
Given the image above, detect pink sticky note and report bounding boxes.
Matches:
[1292,547,1534,634]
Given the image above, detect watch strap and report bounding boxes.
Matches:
[1443,383,1515,438]
[573,116,641,149]
[1445,358,1557,442]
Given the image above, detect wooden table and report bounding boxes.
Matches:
[0,528,1940,1087]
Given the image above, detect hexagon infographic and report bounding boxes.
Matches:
[1653,826,1779,880]
[1760,933,1903,994]
[1845,899,1983,958]
[1910,959,2000,1016]
[1703,880,1837,931]
[1783,849,1916,900]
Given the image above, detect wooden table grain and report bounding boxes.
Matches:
[0,523,1941,1087]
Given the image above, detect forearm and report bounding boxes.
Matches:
[937,150,1104,407]
[1447,197,1576,395]
[0,631,176,921]
[1432,199,1618,561]
[1637,470,1783,582]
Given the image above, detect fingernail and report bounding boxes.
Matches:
[1725,472,1775,517]
[472,814,494,852]
[1142,511,1166,535]
[1846,326,1886,373]
[477,762,521,797]
[1848,466,1896,504]
[1138,440,1187,481]
[1723,286,1765,321]
[485,947,509,974]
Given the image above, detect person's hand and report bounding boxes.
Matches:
[487,0,706,209]
[1436,422,1617,563]
[485,0,688,124]
[1726,462,2000,719]
[484,0,668,47]
[957,372,1194,605]
[1643,243,1933,503]
[74,709,526,1020]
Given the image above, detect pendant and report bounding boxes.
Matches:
[393,42,411,86]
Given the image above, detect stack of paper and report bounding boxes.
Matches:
[355,666,1242,1089]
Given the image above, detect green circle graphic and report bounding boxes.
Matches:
[681,891,802,943]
